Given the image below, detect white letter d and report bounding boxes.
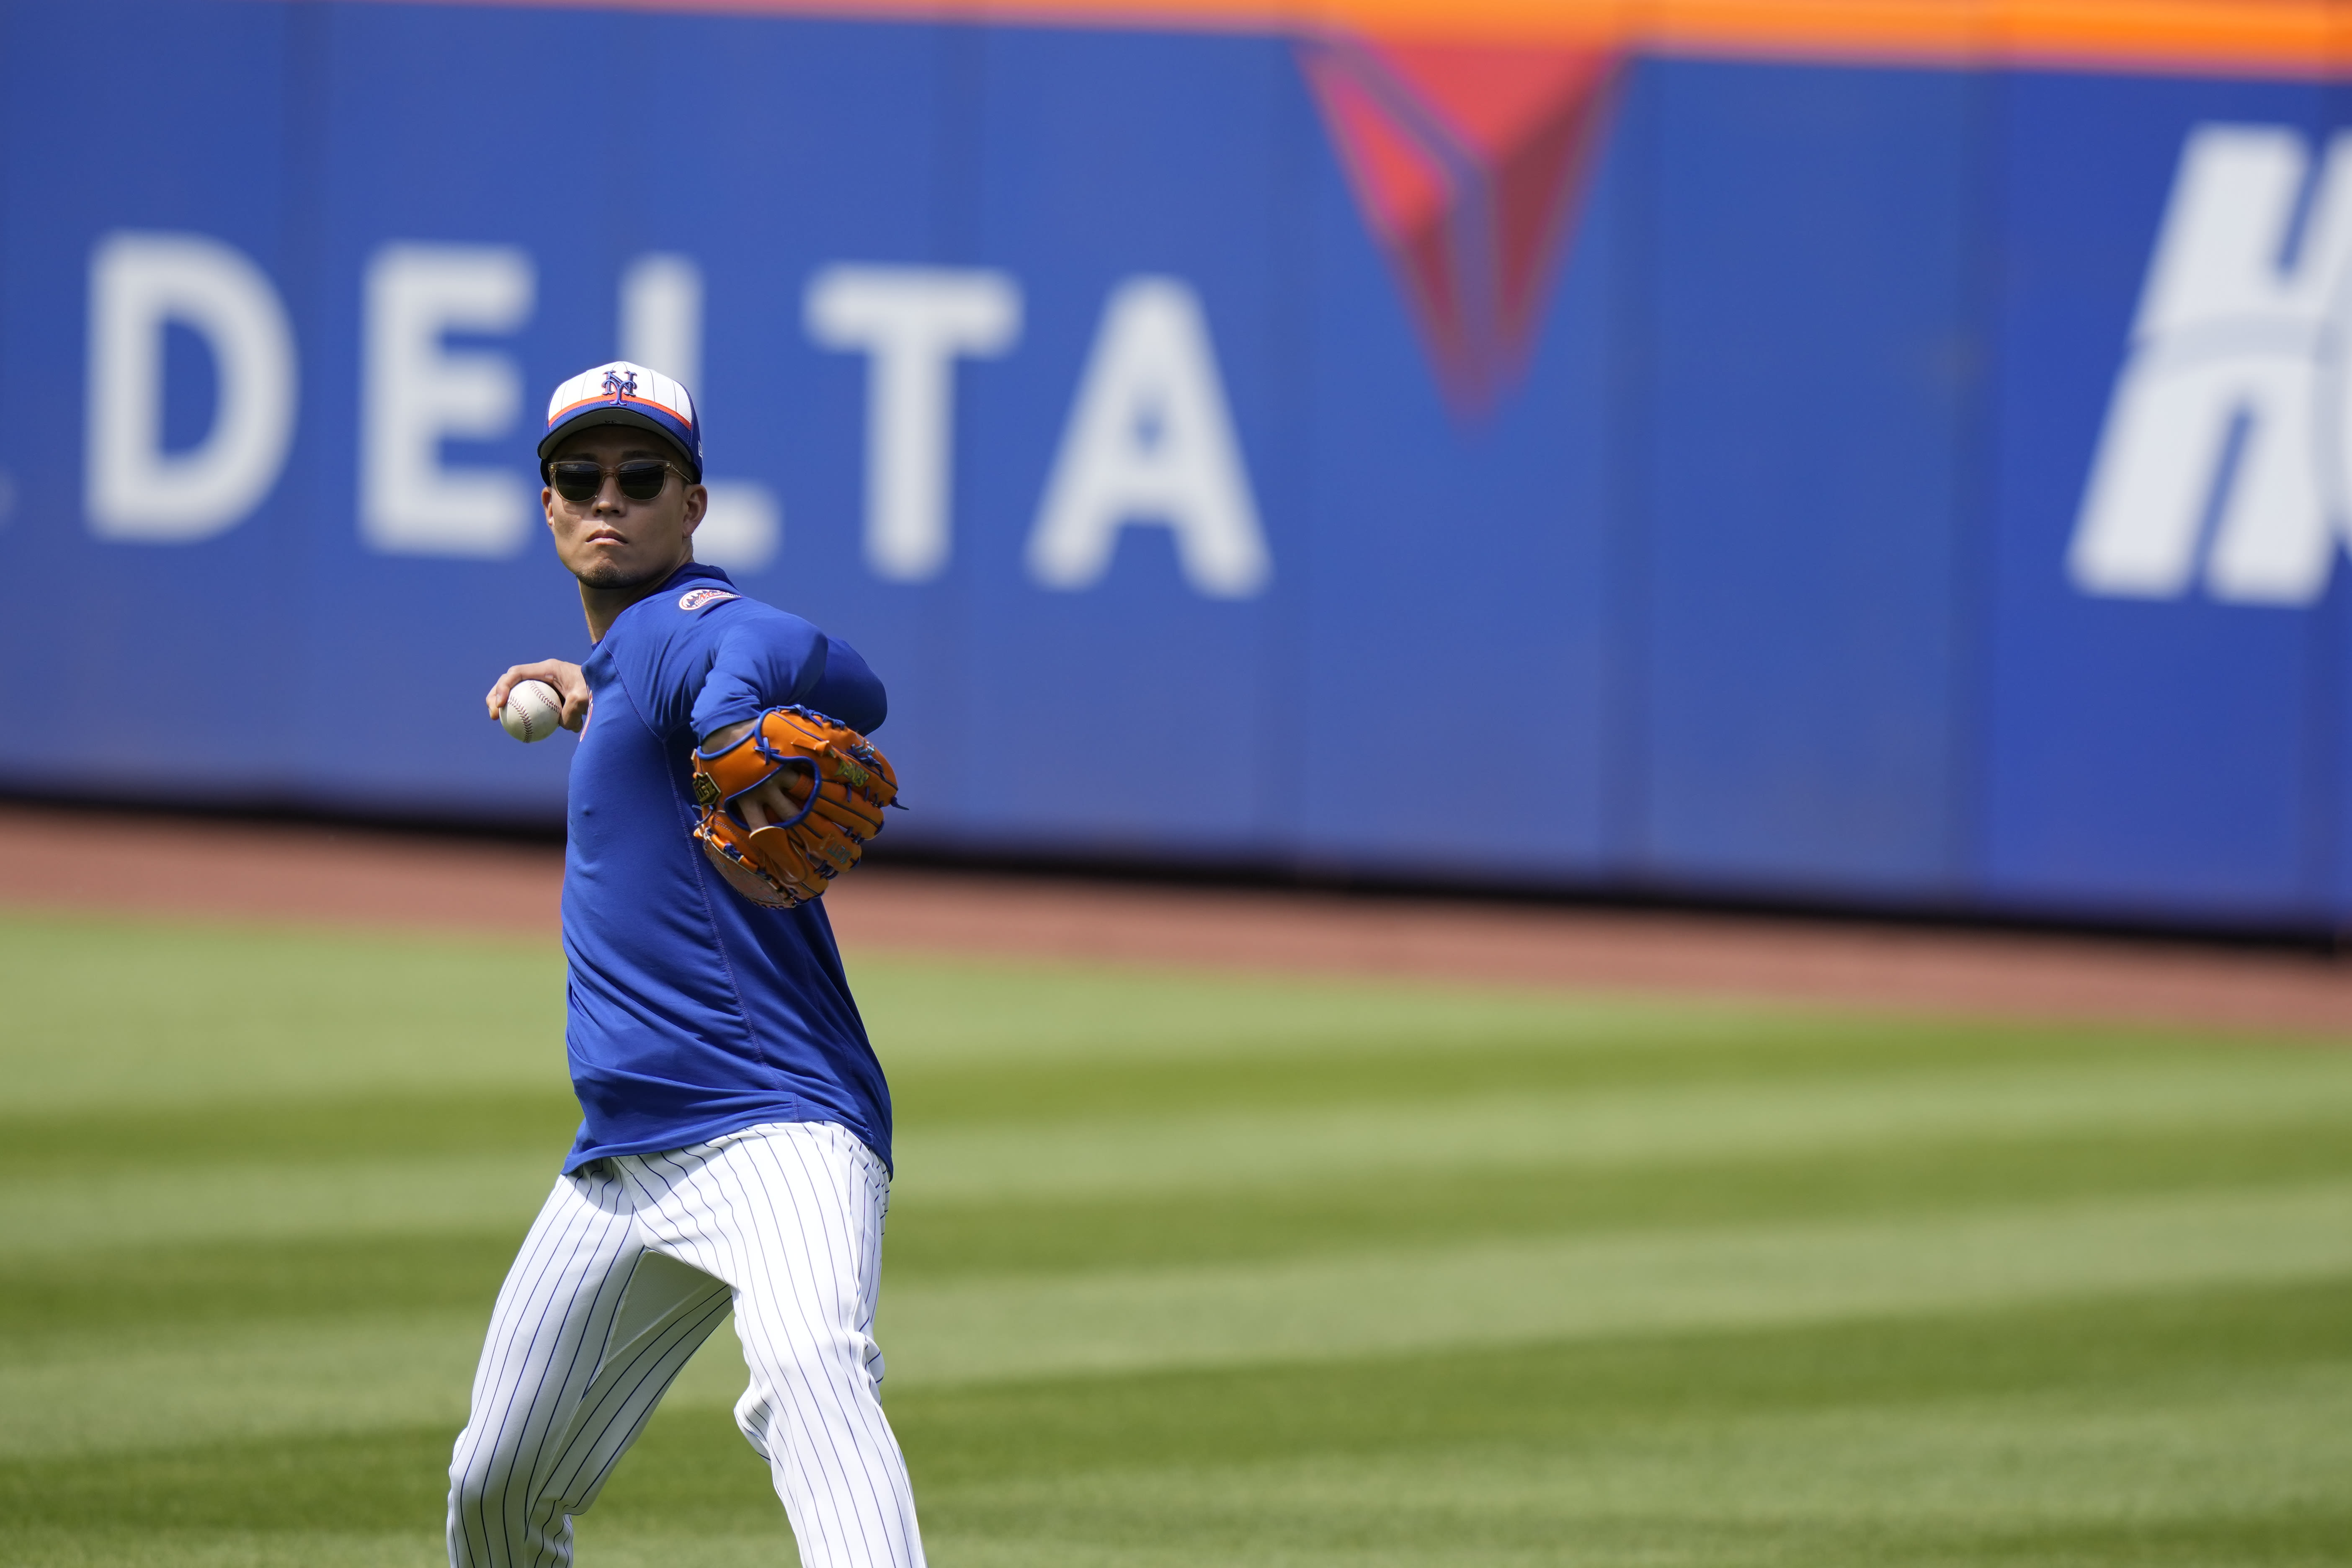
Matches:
[85,231,298,542]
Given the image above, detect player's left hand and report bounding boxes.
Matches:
[690,708,897,908]
[700,720,812,827]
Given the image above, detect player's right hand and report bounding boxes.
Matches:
[486,661,591,732]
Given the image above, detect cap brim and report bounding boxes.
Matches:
[538,408,701,479]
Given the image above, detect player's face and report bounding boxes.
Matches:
[542,426,708,591]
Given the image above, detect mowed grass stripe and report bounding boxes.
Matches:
[0,915,565,1114]
[613,1279,2352,1566]
[0,1314,483,1460]
[883,1018,2208,1124]
[932,1368,2352,1534]
[7,1271,2351,1567]
[9,913,1796,1114]
[0,1233,521,1339]
[858,959,1826,1071]
[858,1180,2352,1388]
[893,1052,2352,1202]
[0,1532,446,1568]
[0,1153,557,1257]
[9,1117,2348,1353]
[15,1047,2348,1258]
[11,1033,2350,1185]
[922,1370,2352,1557]
[11,1017,2240,1178]
[859,958,2316,1081]
[881,1276,2352,1480]
[885,1118,2352,1275]
[15,1178,2346,1459]
[15,1278,2335,1524]
[0,1090,582,1180]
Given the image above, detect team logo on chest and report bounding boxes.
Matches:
[678,588,740,613]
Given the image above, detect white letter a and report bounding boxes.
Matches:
[1027,278,1270,599]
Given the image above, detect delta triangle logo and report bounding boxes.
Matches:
[1298,39,1620,414]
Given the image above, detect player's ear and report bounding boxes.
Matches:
[680,482,707,536]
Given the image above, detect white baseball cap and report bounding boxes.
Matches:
[539,361,702,480]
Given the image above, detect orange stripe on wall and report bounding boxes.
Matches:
[1639,0,2348,73]
[325,0,2352,77]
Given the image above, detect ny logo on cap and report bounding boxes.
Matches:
[602,368,637,403]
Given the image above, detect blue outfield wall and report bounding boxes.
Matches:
[2,0,2348,927]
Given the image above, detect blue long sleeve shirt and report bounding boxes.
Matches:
[559,562,894,1172]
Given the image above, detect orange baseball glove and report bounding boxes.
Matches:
[689,706,900,909]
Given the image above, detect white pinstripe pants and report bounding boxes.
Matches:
[447,1119,926,1568]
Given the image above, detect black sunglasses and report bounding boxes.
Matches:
[547,459,688,504]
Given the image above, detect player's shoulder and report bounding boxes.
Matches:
[657,567,756,624]
[620,570,792,639]
[672,580,751,619]
[603,570,835,689]
[679,581,835,651]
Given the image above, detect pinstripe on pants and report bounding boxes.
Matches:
[447,1119,926,1568]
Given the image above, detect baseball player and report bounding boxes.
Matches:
[460,362,923,1568]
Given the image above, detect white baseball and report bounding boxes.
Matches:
[500,679,565,743]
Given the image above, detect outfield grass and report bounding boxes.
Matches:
[3,907,2349,1566]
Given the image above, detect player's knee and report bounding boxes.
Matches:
[446,1467,496,1528]
[447,1428,521,1519]
[739,1326,884,1436]
[797,1325,881,1386]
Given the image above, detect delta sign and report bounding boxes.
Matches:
[5,0,2352,927]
